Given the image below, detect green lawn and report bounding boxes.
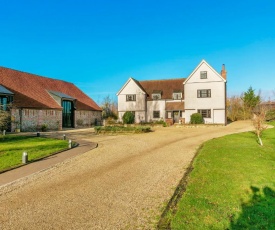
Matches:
[0,135,68,171]
[166,122,275,229]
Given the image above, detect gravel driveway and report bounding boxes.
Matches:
[0,121,254,229]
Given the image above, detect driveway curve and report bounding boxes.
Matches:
[0,121,254,229]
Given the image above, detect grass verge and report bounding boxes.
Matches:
[0,135,68,172]
[159,121,275,229]
[94,126,152,134]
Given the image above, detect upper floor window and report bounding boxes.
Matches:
[200,71,207,79]
[173,92,182,100]
[152,93,161,100]
[126,94,136,101]
[152,90,162,100]
[198,109,211,118]
[0,95,13,111]
[197,89,211,98]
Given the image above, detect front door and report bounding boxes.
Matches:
[173,111,180,123]
[62,100,74,128]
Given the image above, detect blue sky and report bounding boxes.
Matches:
[1,0,275,104]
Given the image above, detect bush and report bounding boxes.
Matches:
[190,113,204,124]
[266,110,275,121]
[154,120,167,127]
[122,111,135,124]
[41,124,47,132]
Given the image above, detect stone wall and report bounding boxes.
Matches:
[74,110,102,128]
[11,108,62,132]
[10,109,102,131]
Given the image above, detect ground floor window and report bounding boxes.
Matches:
[167,111,172,119]
[198,109,211,118]
[153,111,160,118]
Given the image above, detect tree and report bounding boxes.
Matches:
[101,96,118,119]
[241,87,260,119]
[252,106,267,146]
[0,107,10,131]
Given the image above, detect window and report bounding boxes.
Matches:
[198,109,211,118]
[126,94,136,101]
[0,95,13,111]
[173,92,182,100]
[153,111,160,118]
[197,89,211,98]
[152,93,161,100]
[200,71,207,79]
[167,111,172,119]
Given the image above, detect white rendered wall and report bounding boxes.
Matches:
[117,79,146,112]
[147,100,166,121]
[184,61,226,124]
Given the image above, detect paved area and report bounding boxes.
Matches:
[0,121,254,229]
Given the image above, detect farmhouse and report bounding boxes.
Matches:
[117,60,227,125]
[0,67,102,131]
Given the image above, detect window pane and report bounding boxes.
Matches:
[153,111,160,118]
[173,93,182,100]
[198,109,211,118]
[197,89,211,98]
[126,95,136,101]
[200,71,207,79]
[152,94,161,100]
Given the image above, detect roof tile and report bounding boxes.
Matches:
[0,67,101,111]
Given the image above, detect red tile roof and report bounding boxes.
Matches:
[166,102,185,110]
[0,67,101,111]
[139,78,185,100]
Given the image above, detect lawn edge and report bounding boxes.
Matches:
[157,144,204,229]
[0,141,79,174]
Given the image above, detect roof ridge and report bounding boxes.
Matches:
[0,66,74,85]
[140,78,186,82]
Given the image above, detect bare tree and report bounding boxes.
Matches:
[227,96,243,121]
[101,95,118,119]
[252,106,268,146]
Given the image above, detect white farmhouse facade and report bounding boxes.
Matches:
[117,60,227,125]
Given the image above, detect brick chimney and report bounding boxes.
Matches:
[221,64,227,80]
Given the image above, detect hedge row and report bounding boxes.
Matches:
[94,126,151,134]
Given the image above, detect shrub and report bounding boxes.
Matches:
[154,120,167,127]
[122,111,135,124]
[41,124,47,132]
[266,110,275,121]
[190,113,204,124]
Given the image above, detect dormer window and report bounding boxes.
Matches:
[200,71,207,79]
[152,90,162,100]
[173,92,182,100]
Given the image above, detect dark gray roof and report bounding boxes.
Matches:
[0,85,14,95]
[48,90,75,100]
